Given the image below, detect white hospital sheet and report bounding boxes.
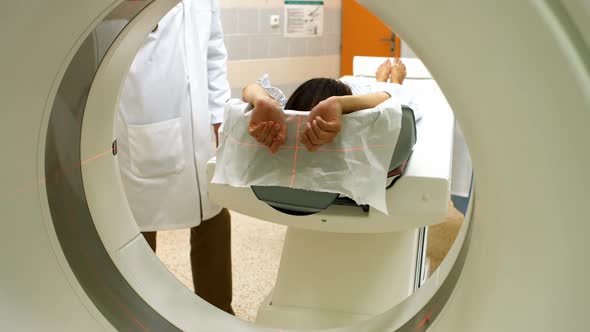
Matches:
[212,98,403,214]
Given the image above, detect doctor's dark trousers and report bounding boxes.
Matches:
[142,208,234,315]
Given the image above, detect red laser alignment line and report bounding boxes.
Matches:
[416,311,433,329]
[80,148,113,166]
[16,148,113,195]
[226,135,392,152]
[59,175,151,332]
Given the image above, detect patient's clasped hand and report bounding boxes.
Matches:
[212,60,410,213]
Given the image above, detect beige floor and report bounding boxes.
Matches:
[156,211,287,321]
[156,204,464,323]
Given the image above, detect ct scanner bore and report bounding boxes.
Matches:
[1,0,589,331]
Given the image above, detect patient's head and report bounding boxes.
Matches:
[285,78,352,112]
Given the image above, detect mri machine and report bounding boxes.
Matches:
[1,0,589,331]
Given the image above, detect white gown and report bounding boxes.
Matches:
[116,0,230,231]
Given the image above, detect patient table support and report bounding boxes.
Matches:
[256,228,421,329]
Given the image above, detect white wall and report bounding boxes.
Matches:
[401,40,418,58]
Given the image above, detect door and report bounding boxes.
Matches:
[340,0,401,76]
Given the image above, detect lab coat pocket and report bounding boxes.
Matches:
[128,117,185,178]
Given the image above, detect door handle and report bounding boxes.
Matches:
[378,32,397,56]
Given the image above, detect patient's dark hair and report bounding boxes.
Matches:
[285,78,352,111]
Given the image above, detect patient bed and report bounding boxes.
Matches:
[207,57,453,233]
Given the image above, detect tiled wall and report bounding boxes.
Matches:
[218,0,343,99]
[220,7,341,61]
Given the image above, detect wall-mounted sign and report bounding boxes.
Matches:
[284,1,324,37]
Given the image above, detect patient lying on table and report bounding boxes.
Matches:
[212,59,412,214]
[244,58,409,153]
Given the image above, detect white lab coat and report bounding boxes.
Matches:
[116,0,230,231]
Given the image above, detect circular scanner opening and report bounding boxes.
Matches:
[113,4,474,326]
[115,28,473,330]
[46,1,474,331]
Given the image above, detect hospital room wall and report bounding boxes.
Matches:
[219,0,342,99]
[401,41,418,58]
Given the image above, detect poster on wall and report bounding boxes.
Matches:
[284,0,324,37]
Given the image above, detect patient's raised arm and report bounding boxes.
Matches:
[242,83,287,153]
[301,91,391,151]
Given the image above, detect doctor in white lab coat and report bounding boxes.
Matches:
[116,0,233,314]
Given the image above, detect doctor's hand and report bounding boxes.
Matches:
[213,123,221,147]
[301,97,343,151]
[248,96,287,153]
